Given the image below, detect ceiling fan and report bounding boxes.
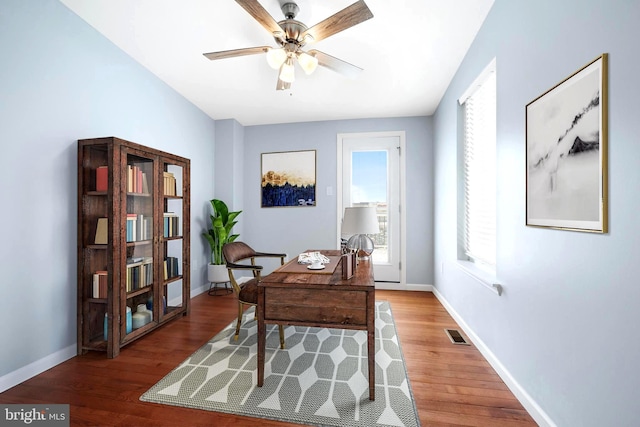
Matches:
[203,0,373,90]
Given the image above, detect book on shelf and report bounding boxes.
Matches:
[163,212,179,238]
[163,171,176,196]
[126,213,137,242]
[94,218,108,244]
[126,257,153,292]
[95,166,108,192]
[141,172,149,194]
[92,270,108,298]
[127,164,149,194]
[164,256,180,280]
[126,213,152,242]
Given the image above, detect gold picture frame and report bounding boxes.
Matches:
[525,53,608,233]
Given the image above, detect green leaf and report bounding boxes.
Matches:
[202,199,242,265]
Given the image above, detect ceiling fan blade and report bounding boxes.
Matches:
[308,50,363,79]
[301,0,373,43]
[276,78,291,91]
[235,0,284,36]
[203,46,269,60]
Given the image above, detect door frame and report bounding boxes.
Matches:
[336,131,407,285]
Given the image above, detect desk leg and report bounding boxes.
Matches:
[257,287,265,387]
[367,291,375,400]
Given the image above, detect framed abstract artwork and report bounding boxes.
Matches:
[525,54,608,232]
[261,150,316,207]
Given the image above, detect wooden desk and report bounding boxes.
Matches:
[257,250,376,400]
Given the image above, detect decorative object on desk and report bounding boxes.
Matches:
[342,206,379,259]
[261,150,316,207]
[307,262,324,270]
[203,199,241,284]
[297,251,330,265]
[140,301,419,427]
[526,53,608,233]
[342,252,356,280]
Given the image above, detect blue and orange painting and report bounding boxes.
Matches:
[261,150,316,207]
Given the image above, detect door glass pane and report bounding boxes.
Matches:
[351,150,388,263]
[162,163,184,320]
[125,153,155,337]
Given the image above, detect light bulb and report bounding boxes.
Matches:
[297,52,318,75]
[279,58,295,83]
[266,48,287,70]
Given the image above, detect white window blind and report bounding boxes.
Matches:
[462,69,496,268]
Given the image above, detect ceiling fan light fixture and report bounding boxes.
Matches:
[266,47,287,69]
[297,52,318,75]
[302,33,315,45]
[279,58,295,83]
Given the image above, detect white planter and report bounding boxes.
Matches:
[207,264,228,283]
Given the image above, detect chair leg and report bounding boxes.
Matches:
[235,302,243,341]
[278,324,285,349]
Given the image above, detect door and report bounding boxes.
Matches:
[338,132,405,283]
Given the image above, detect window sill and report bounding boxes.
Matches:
[456,261,503,296]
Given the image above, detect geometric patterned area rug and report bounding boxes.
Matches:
[140,301,420,427]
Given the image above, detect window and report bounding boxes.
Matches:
[459,60,496,270]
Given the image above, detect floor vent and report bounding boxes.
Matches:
[445,329,470,345]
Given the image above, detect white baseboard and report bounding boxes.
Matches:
[431,287,556,427]
[1,284,212,394]
[375,282,432,291]
[190,281,209,298]
[0,344,76,393]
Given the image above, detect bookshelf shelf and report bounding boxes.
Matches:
[164,275,183,285]
[126,286,152,299]
[77,137,190,358]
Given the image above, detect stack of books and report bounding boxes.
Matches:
[127,164,149,194]
[163,171,177,196]
[126,213,153,242]
[126,257,153,292]
[164,256,180,280]
[163,212,179,237]
[92,271,108,298]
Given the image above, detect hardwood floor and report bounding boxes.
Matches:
[0,290,537,426]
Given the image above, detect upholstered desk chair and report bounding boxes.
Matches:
[222,242,287,349]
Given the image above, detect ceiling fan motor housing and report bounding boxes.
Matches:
[281,2,299,19]
[276,19,308,45]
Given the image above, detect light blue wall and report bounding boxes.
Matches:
[0,0,215,379]
[433,0,640,425]
[214,119,245,237]
[239,117,433,284]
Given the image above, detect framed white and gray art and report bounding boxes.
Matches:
[261,149,316,207]
[526,54,608,233]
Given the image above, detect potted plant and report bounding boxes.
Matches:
[202,199,242,283]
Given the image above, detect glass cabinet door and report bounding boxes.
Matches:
[122,150,156,341]
[159,162,185,322]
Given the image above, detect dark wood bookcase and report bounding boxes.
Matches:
[77,137,190,358]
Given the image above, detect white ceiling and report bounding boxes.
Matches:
[59,0,494,126]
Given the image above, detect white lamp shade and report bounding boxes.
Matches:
[341,206,379,235]
[266,48,287,69]
[279,58,295,83]
[297,52,318,75]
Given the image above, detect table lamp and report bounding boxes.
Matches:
[341,206,379,260]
